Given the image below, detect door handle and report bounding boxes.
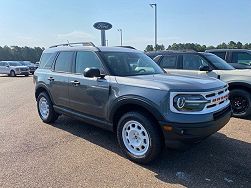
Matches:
[70,80,80,86]
[48,77,54,81]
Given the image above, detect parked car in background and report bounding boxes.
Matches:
[0,61,29,77]
[19,61,38,74]
[206,49,251,69]
[153,51,251,118]
[34,42,231,164]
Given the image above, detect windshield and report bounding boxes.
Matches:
[9,62,22,66]
[204,54,235,70]
[101,52,164,76]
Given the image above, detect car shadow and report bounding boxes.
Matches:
[51,115,251,188]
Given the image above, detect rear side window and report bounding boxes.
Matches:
[75,51,102,74]
[0,62,3,66]
[211,52,226,60]
[159,56,177,69]
[54,52,74,72]
[39,53,56,69]
[232,52,251,65]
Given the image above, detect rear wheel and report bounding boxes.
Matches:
[10,70,16,77]
[117,112,163,164]
[229,89,251,118]
[37,92,59,123]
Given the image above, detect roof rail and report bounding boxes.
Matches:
[49,42,96,48]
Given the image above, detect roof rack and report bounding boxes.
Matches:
[49,42,96,48]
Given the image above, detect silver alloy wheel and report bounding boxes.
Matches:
[39,97,49,119]
[122,120,150,156]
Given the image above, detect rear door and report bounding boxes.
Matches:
[68,51,110,119]
[49,51,74,108]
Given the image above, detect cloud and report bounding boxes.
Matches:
[57,31,94,41]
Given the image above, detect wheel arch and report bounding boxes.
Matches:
[35,84,54,103]
[228,82,251,93]
[109,97,165,132]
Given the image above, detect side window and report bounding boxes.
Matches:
[232,52,251,65]
[39,53,56,69]
[0,62,3,66]
[212,52,226,60]
[159,56,177,69]
[54,52,74,72]
[75,51,102,74]
[182,54,209,70]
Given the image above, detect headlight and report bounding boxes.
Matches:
[173,94,209,112]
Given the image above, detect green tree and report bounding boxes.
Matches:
[145,45,154,52]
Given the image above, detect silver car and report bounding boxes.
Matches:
[0,61,29,77]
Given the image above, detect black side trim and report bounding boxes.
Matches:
[54,106,113,131]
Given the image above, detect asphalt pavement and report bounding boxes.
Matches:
[0,75,250,188]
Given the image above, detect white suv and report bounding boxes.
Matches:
[153,52,251,118]
[0,61,29,77]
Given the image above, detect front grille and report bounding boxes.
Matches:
[21,68,28,71]
[204,85,229,109]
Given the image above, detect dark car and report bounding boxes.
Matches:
[34,42,231,164]
[206,49,251,69]
[19,61,38,74]
[154,51,251,118]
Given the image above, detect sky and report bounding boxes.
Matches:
[0,0,250,50]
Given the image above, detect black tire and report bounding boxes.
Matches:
[37,92,59,123]
[10,70,16,77]
[25,74,29,77]
[117,111,163,164]
[229,89,251,118]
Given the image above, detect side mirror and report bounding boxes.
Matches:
[199,65,212,72]
[6,65,9,68]
[84,67,102,78]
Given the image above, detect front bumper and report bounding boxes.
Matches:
[16,71,29,75]
[159,105,232,144]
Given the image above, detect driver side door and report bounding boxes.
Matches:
[68,51,110,120]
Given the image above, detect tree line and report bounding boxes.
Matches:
[0,46,44,63]
[145,41,251,52]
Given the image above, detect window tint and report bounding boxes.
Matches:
[54,52,74,72]
[212,52,226,60]
[0,62,4,66]
[9,62,22,66]
[39,53,56,69]
[232,52,251,65]
[159,56,177,69]
[75,51,101,74]
[182,54,208,70]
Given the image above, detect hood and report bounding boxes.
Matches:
[115,74,226,92]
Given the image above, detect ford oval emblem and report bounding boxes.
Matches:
[93,22,112,30]
[177,97,186,109]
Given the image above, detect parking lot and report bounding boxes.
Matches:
[0,75,250,188]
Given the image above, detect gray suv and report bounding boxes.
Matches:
[34,42,231,164]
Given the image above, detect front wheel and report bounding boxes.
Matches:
[117,112,163,164]
[10,70,16,77]
[229,89,251,118]
[37,92,59,123]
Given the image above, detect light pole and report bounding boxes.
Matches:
[117,29,123,46]
[150,3,157,49]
